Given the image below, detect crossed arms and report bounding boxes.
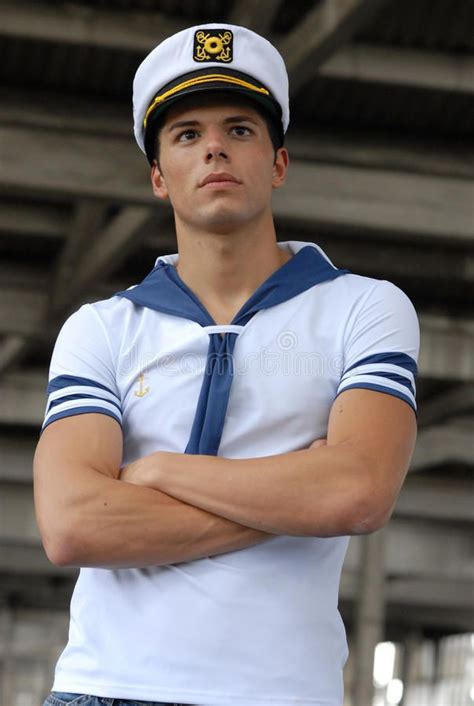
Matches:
[33,388,416,569]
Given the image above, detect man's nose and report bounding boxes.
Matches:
[204,129,228,161]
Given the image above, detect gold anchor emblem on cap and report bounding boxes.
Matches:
[134,373,150,398]
[194,30,233,63]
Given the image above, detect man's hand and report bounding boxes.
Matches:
[120,455,155,486]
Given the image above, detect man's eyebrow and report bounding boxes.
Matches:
[223,115,259,125]
[166,119,200,132]
[166,114,260,132]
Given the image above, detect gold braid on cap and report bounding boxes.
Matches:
[143,73,271,129]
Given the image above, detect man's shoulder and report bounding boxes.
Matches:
[81,288,141,323]
[57,292,137,346]
[329,270,411,305]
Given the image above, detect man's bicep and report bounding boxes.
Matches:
[327,388,417,514]
[35,412,123,480]
[34,413,123,559]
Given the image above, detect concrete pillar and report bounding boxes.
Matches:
[351,528,387,706]
[400,630,423,705]
[0,605,15,706]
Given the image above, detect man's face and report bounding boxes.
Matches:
[150,96,289,234]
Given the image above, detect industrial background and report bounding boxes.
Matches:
[0,1,473,705]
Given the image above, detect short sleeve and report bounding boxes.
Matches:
[336,280,420,413]
[41,303,122,433]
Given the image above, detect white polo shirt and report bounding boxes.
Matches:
[42,241,419,706]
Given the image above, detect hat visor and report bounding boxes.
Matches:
[148,81,281,122]
[143,69,283,161]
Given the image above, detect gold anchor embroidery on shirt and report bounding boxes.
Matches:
[134,373,150,398]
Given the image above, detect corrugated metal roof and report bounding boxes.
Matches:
[1,0,473,139]
[270,0,474,49]
[0,36,139,98]
[45,0,230,22]
[358,0,474,51]
[293,77,474,138]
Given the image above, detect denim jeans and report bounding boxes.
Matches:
[43,692,188,706]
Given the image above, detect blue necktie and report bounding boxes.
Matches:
[115,245,350,455]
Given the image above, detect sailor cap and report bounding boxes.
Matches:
[133,23,290,160]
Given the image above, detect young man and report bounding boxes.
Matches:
[34,23,419,706]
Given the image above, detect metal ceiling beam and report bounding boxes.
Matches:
[1,125,473,244]
[321,44,474,94]
[2,3,473,97]
[2,4,472,98]
[341,571,474,612]
[228,0,282,35]
[274,161,474,244]
[287,130,474,181]
[0,202,111,375]
[303,238,474,284]
[278,0,390,96]
[0,279,130,338]
[49,206,154,318]
[410,424,474,472]
[0,201,69,238]
[0,336,31,376]
[0,0,181,52]
[0,372,46,426]
[395,475,474,523]
[418,384,474,427]
[418,314,474,382]
[0,277,133,339]
[0,288,47,337]
[50,200,109,309]
[0,204,153,370]
[345,518,474,586]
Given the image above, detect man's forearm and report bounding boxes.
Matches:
[51,466,273,569]
[124,442,377,537]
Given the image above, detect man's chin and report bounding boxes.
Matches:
[195,209,249,233]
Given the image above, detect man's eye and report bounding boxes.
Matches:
[231,126,251,136]
[178,129,198,141]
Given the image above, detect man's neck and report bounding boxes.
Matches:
[173,220,292,325]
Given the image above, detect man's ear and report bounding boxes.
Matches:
[272,147,289,190]
[151,161,169,200]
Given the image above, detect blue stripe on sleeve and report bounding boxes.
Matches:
[351,370,415,395]
[47,393,122,414]
[47,375,116,396]
[336,382,417,414]
[41,407,122,433]
[344,352,417,377]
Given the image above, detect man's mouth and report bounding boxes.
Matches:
[199,172,242,187]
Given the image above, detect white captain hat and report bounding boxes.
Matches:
[132,23,290,161]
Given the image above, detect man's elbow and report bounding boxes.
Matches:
[349,490,396,535]
[350,508,391,535]
[299,499,391,538]
[39,520,81,567]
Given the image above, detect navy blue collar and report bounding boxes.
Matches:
[114,244,350,455]
[115,244,350,325]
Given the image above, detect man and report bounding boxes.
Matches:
[34,23,419,706]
